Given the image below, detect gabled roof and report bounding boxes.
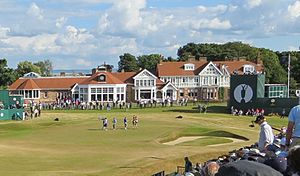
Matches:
[160,81,178,91]
[157,60,264,76]
[133,69,158,79]
[79,71,124,85]
[198,61,223,75]
[9,77,88,90]
[23,72,41,78]
[17,79,40,90]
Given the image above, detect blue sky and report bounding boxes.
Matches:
[1,0,300,70]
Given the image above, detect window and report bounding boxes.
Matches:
[98,74,106,82]
[24,90,40,99]
[44,91,48,98]
[194,77,199,82]
[151,80,154,86]
[243,65,255,74]
[184,64,195,70]
[203,77,208,85]
[103,88,107,93]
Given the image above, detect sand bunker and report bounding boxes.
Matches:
[162,136,245,146]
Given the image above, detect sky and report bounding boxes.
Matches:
[1,0,300,70]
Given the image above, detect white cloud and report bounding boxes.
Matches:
[2,0,300,69]
[97,0,147,36]
[288,1,300,18]
[56,17,67,28]
[1,34,58,54]
[56,26,94,45]
[0,26,10,39]
[75,58,92,67]
[246,0,262,9]
[27,3,43,20]
[288,45,300,51]
[191,18,231,30]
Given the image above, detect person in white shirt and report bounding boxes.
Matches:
[254,115,274,152]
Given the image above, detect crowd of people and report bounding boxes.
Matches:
[231,106,265,116]
[33,96,199,111]
[177,104,300,176]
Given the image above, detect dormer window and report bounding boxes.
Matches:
[243,65,255,74]
[184,63,195,70]
[23,72,41,78]
[98,74,106,82]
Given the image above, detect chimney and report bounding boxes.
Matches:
[238,56,247,61]
[92,68,97,74]
[199,56,207,62]
[188,55,195,62]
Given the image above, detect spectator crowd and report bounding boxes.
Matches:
[176,104,300,176]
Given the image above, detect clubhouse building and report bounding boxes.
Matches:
[9,59,263,104]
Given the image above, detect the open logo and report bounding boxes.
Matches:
[234,84,253,103]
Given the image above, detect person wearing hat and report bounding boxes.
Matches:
[286,105,300,148]
[254,115,274,152]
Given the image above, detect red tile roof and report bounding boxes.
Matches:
[16,79,40,90]
[157,60,264,76]
[112,72,137,83]
[157,61,207,76]
[9,77,88,90]
[214,61,264,74]
[79,71,124,85]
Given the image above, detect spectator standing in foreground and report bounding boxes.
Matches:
[286,105,300,148]
[184,157,193,174]
[254,115,274,152]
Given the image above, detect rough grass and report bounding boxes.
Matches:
[0,104,288,176]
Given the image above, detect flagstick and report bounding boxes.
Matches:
[287,53,290,98]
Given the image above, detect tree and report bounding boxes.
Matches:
[0,59,17,88]
[34,59,53,76]
[177,42,259,61]
[137,54,162,73]
[259,48,287,84]
[164,56,176,62]
[16,61,41,77]
[118,53,139,72]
